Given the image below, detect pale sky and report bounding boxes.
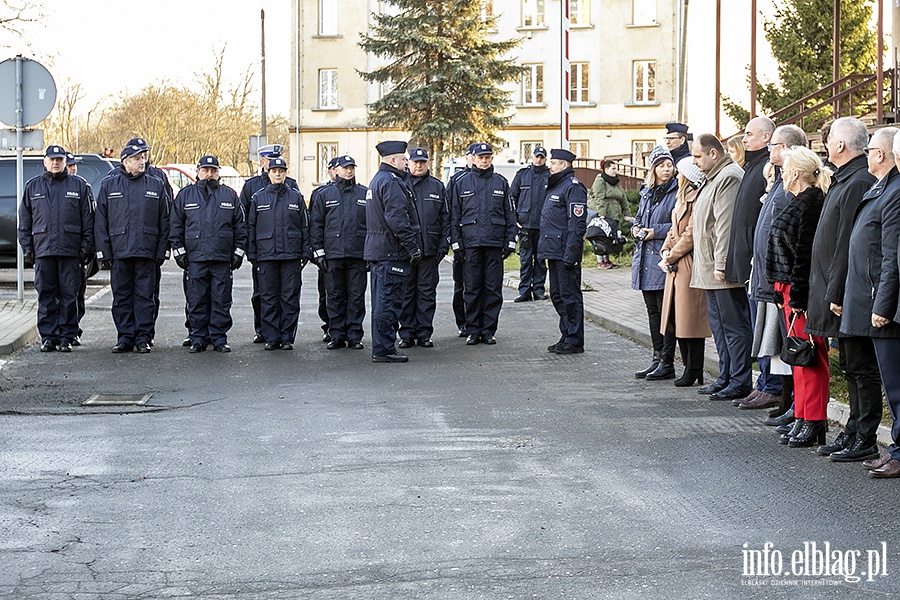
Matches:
[2,0,886,142]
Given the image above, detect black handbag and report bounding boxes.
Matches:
[780,313,816,367]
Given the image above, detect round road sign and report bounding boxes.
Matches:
[0,57,57,128]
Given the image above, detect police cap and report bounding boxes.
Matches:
[44,145,66,158]
[267,157,288,170]
[376,140,407,157]
[408,147,429,162]
[258,144,284,158]
[550,148,576,163]
[334,155,356,167]
[473,143,493,156]
[665,123,689,135]
[125,137,151,151]
[532,146,547,157]
[197,155,220,169]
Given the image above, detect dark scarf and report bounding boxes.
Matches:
[548,167,574,188]
[336,175,356,192]
[601,171,620,186]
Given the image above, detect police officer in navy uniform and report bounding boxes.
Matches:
[310,155,368,350]
[449,142,516,345]
[94,141,171,353]
[399,147,449,348]
[239,144,300,344]
[310,156,339,343]
[539,148,588,354]
[246,157,310,351]
[18,145,94,352]
[170,155,248,353]
[510,146,550,302]
[664,123,692,163]
[365,140,423,363]
[65,152,96,346]
[446,143,478,336]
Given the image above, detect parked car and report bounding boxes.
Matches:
[158,164,245,195]
[0,153,118,266]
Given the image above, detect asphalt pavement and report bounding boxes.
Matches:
[0,262,897,598]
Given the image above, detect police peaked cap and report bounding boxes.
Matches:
[44,145,66,158]
[376,140,407,157]
[327,157,340,169]
[550,148,576,163]
[125,137,151,150]
[665,123,689,135]
[408,147,429,161]
[335,155,356,167]
[532,146,547,157]
[465,143,480,156]
[121,143,147,159]
[267,157,288,169]
[258,144,284,158]
[473,143,493,156]
[65,153,81,165]
[197,155,220,169]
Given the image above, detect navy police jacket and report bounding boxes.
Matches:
[170,179,247,263]
[94,166,170,261]
[247,183,311,262]
[537,167,588,264]
[408,171,450,258]
[239,171,299,216]
[449,166,516,252]
[18,170,94,259]
[310,176,368,260]
[364,163,421,262]
[510,164,550,230]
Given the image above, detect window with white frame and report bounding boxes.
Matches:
[632,140,655,165]
[318,69,338,108]
[569,141,589,160]
[521,64,544,105]
[319,0,337,35]
[521,141,544,160]
[632,60,656,104]
[522,0,544,27]
[570,0,590,25]
[570,62,589,104]
[318,143,338,183]
[632,0,657,25]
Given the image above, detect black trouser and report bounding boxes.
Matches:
[317,268,329,334]
[400,256,440,341]
[251,265,263,334]
[641,289,675,363]
[873,338,900,459]
[110,257,157,346]
[34,256,81,344]
[257,259,302,345]
[452,253,466,329]
[547,259,584,347]
[325,257,367,343]
[677,337,706,372]
[517,228,546,296]
[706,287,753,389]
[839,336,884,446]
[370,260,409,356]
[462,247,504,336]
[186,260,233,347]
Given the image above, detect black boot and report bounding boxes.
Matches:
[767,375,794,418]
[779,418,804,444]
[788,420,828,447]
[673,338,704,386]
[646,361,676,381]
[635,351,660,379]
[765,404,794,427]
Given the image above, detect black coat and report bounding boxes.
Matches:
[806,155,876,337]
[449,165,516,252]
[247,183,310,262]
[764,186,825,311]
[18,171,94,259]
[409,171,450,258]
[170,179,246,263]
[750,173,789,303]
[94,166,171,261]
[364,163,421,262]
[309,176,368,260]
[537,167,588,263]
[510,164,550,230]
[725,147,769,284]
[839,167,900,338]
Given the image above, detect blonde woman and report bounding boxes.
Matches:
[727,135,746,168]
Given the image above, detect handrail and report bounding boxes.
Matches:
[768,72,878,121]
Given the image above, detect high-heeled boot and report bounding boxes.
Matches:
[674,338,705,386]
[788,420,828,447]
[779,418,805,444]
[634,350,660,379]
[767,375,794,418]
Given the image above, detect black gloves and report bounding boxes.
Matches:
[300,257,309,269]
[435,251,448,265]
[409,249,423,266]
[156,258,165,267]
[22,253,34,268]
[100,259,112,270]
[502,248,514,260]
[454,249,464,263]
[80,248,93,266]
[518,229,532,249]
[175,255,189,270]
[313,256,327,271]
[564,262,576,271]
[230,253,244,271]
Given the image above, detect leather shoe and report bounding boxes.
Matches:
[372,353,408,363]
[698,382,726,395]
[830,439,880,463]
[635,360,660,379]
[533,291,547,301]
[112,342,133,354]
[136,342,151,354]
[863,452,893,470]
[466,334,480,345]
[40,339,56,352]
[215,344,231,353]
[280,342,293,351]
[398,339,414,349]
[417,338,433,348]
[182,338,192,347]
[645,362,675,381]
[513,293,532,302]
[868,458,900,478]
[58,341,73,353]
[709,386,752,401]
[458,327,467,338]
[189,343,206,353]
[264,341,281,351]
[547,342,561,353]
[322,333,332,343]
[348,340,364,350]
[739,391,781,410]
[327,339,346,350]
[253,332,265,343]
[815,430,852,456]
[553,342,584,354]
[765,408,794,427]
[72,336,81,346]
[732,389,758,406]
[481,333,496,345]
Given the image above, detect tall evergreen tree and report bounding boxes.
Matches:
[359,0,524,167]
[723,0,877,128]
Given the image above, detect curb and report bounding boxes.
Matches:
[0,300,39,356]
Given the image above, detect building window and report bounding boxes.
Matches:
[319,0,337,35]
[570,140,589,159]
[521,141,544,161]
[632,140,655,165]
[632,0,657,26]
[570,63,589,104]
[522,0,544,27]
[318,143,338,183]
[570,0,590,25]
[318,69,338,108]
[521,64,544,105]
[632,60,656,104]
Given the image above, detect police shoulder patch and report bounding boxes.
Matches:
[572,204,585,218]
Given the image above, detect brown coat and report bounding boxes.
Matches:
[660,189,712,338]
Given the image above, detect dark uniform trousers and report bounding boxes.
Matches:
[452,255,466,329]
[872,338,900,459]
[400,257,440,341]
[35,256,82,343]
[187,261,233,346]
[318,270,330,335]
[257,259,302,345]
[371,261,409,356]
[462,247,504,336]
[110,258,158,346]
[838,336,884,446]
[518,228,547,297]
[706,287,753,390]
[325,258,367,342]
[547,259,584,347]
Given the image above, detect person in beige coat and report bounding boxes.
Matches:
[660,158,712,387]
[690,134,753,400]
